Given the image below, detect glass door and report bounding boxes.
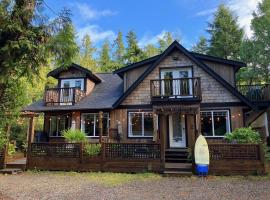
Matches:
[169,114,186,148]
[60,79,84,105]
[160,68,192,97]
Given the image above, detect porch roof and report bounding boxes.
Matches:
[153,104,200,115]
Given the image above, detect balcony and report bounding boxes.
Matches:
[237,84,270,102]
[44,87,86,106]
[150,77,201,103]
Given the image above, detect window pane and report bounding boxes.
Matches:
[144,112,153,136]
[130,113,142,136]
[201,112,213,136]
[95,115,100,137]
[84,114,95,136]
[75,80,82,89]
[213,112,228,136]
[49,116,58,136]
[58,116,71,136]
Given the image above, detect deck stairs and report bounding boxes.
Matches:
[163,148,193,176]
[0,158,26,175]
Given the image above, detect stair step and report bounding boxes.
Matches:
[166,148,188,152]
[0,168,23,175]
[163,171,192,177]
[6,164,26,170]
[165,163,192,169]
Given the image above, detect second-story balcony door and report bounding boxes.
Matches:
[60,79,84,105]
[160,68,192,98]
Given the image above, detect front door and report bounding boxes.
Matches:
[169,114,186,148]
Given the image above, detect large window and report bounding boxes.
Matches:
[49,115,71,137]
[81,113,109,137]
[201,110,230,137]
[128,112,153,137]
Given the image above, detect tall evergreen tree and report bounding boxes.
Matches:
[158,32,174,52]
[112,31,125,66]
[144,44,159,58]
[49,23,79,67]
[0,0,70,133]
[249,0,270,83]
[99,40,112,72]
[124,31,145,64]
[192,36,209,54]
[79,34,97,71]
[207,4,243,59]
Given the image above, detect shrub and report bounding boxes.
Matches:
[62,129,86,143]
[8,143,16,156]
[84,144,101,157]
[224,127,262,144]
[0,130,7,151]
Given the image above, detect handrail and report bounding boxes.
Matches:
[150,77,201,100]
[44,87,86,106]
[237,84,270,102]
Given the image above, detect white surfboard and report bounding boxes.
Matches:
[194,135,210,165]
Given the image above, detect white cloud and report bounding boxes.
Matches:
[75,3,117,20]
[138,30,182,48]
[227,0,262,38]
[77,25,116,44]
[195,8,217,17]
[195,0,262,37]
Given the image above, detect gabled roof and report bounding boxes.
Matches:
[47,63,102,83]
[113,41,254,108]
[23,73,123,112]
[114,50,246,77]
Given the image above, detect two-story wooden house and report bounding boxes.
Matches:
[23,41,270,174]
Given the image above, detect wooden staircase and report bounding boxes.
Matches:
[0,158,26,175]
[163,148,193,176]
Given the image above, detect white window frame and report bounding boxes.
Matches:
[200,110,231,137]
[128,111,154,138]
[81,113,109,137]
[60,78,85,90]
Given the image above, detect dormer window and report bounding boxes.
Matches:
[61,79,84,91]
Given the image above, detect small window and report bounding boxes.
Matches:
[49,115,71,137]
[81,113,109,137]
[201,110,230,137]
[128,112,153,137]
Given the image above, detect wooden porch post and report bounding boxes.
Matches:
[153,113,158,142]
[27,117,35,151]
[195,107,201,138]
[99,111,103,143]
[159,114,166,170]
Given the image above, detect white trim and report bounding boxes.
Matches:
[200,110,231,137]
[128,112,154,138]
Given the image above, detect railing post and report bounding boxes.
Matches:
[259,143,266,174]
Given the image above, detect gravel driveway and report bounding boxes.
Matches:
[0,172,270,200]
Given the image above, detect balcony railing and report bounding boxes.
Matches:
[237,84,270,102]
[150,77,201,101]
[44,87,86,106]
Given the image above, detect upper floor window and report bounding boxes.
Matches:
[201,110,231,137]
[61,79,84,90]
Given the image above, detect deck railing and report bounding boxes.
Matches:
[237,84,270,102]
[150,77,201,100]
[104,143,161,159]
[44,87,86,106]
[29,142,161,160]
[208,143,261,160]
